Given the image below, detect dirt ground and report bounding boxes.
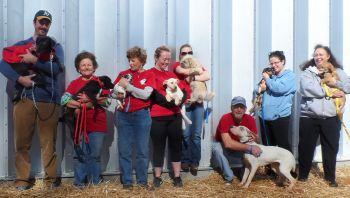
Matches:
[1,166,350,198]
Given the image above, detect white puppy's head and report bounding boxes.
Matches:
[163,78,179,91]
[180,55,200,69]
[230,126,252,143]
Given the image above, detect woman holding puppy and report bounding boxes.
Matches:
[255,51,296,152]
[61,51,110,188]
[148,46,186,188]
[113,46,156,189]
[298,45,350,187]
[172,44,211,176]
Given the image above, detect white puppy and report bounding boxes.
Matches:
[110,74,133,109]
[163,78,192,129]
[230,126,296,190]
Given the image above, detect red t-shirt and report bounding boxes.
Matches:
[113,69,156,112]
[215,113,258,142]
[65,76,109,132]
[148,67,182,117]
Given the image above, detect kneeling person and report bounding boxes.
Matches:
[212,96,261,184]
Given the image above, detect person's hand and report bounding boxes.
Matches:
[332,90,345,98]
[262,72,270,80]
[77,93,90,103]
[249,145,262,157]
[118,78,129,88]
[259,80,267,92]
[17,74,36,87]
[19,49,38,64]
[248,133,260,143]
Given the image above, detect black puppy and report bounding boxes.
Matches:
[3,36,57,85]
[63,75,115,126]
[61,76,114,162]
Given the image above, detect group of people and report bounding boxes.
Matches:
[0,9,349,192]
[213,47,350,188]
[0,10,210,191]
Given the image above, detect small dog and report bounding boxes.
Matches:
[230,125,296,189]
[249,67,274,115]
[180,55,215,103]
[62,75,115,130]
[2,36,57,85]
[319,62,346,119]
[163,78,192,129]
[110,73,133,110]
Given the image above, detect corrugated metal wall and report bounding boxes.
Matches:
[0,0,349,179]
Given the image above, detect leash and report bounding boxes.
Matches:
[74,103,90,145]
[31,59,56,121]
[323,83,350,140]
[323,83,341,114]
[202,102,213,139]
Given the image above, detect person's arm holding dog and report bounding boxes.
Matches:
[117,77,154,100]
[221,133,261,157]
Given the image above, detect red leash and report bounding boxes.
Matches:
[74,103,90,145]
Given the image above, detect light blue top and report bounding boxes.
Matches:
[255,69,296,121]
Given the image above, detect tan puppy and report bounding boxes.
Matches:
[163,78,192,128]
[320,62,346,119]
[180,55,215,103]
[230,126,296,190]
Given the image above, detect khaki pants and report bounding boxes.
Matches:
[13,98,60,187]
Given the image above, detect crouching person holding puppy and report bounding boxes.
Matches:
[212,96,262,185]
[113,46,156,190]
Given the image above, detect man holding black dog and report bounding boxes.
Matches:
[0,10,64,191]
[212,96,262,185]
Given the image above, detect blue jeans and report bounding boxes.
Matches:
[211,142,243,181]
[116,108,152,185]
[181,103,204,166]
[74,132,105,186]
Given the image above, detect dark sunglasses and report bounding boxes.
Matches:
[180,51,193,56]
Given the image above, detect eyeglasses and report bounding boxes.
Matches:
[180,51,193,56]
[269,61,281,66]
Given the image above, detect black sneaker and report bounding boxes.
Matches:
[173,177,183,187]
[298,177,308,182]
[153,177,163,188]
[328,180,338,187]
[16,185,31,191]
[190,165,198,176]
[181,163,190,172]
[224,179,233,186]
[123,184,133,190]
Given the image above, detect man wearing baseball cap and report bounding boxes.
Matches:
[0,10,64,191]
[212,96,262,185]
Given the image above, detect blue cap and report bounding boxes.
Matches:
[231,96,246,107]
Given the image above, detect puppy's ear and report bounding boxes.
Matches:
[176,79,179,84]
[163,79,168,85]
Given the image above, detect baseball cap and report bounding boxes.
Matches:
[34,10,52,22]
[231,96,246,107]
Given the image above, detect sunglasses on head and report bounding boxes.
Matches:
[180,51,193,56]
